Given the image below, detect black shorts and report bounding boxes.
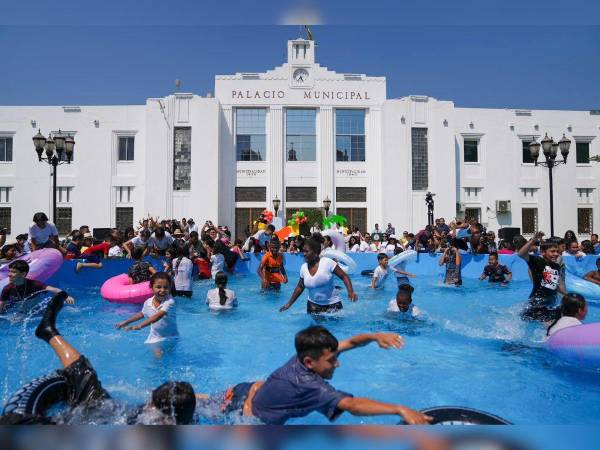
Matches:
[199,382,254,416]
[307,301,343,314]
[521,303,559,322]
[58,356,110,408]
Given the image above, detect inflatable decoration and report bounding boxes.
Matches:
[322,214,347,230]
[0,249,63,291]
[547,322,600,368]
[565,272,600,301]
[101,274,153,304]
[286,211,308,237]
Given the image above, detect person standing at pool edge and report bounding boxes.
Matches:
[518,232,565,321]
[279,238,357,314]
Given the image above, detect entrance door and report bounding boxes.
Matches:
[336,208,367,233]
[235,207,263,240]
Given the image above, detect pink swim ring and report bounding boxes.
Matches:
[101,273,153,304]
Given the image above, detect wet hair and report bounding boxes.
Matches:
[132,247,145,261]
[397,284,415,295]
[311,232,324,244]
[304,238,322,256]
[151,381,196,424]
[377,253,388,262]
[547,293,586,336]
[295,326,339,361]
[489,252,498,259]
[32,212,49,223]
[8,260,29,275]
[215,271,228,305]
[213,240,226,255]
[150,272,172,288]
[540,241,559,253]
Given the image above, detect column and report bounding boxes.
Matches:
[366,107,382,229]
[319,106,334,212]
[219,106,235,230]
[268,106,284,217]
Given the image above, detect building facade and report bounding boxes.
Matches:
[0,38,598,239]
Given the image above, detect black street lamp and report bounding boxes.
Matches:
[425,192,435,226]
[529,133,571,236]
[323,196,331,217]
[32,129,75,223]
[272,196,281,216]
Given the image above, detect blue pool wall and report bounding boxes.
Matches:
[47,254,599,287]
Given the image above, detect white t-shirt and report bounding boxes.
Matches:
[188,223,199,233]
[384,244,398,257]
[130,236,149,249]
[210,253,225,278]
[150,232,174,251]
[206,288,237,310]
[387,299,421,317]
[359,241,377,253]
[372,265,390,288]
[547,316,582,337]
[141,297,178,344]
[173,257,193,291]
[29,222,59,245]
[254,230,272,247]
[348,244,360,253]
[300,257,341,306]
[108,245,123,257]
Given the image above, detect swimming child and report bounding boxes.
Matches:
[65,232,103,273]
[206,271,237,310]
[116,272,178,344]
[0,260,76,313]
[257,238,288,290]
[583,258,600,285]
[546,293,587,337]
[439,238,462,286]
[127,247,157,284]
[392,247,417,287]
[479,252,512,284]
[386,284,421,317]
[371,253,415,289]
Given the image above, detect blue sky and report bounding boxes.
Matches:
[1,1,599,109]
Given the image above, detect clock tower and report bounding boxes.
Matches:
[288,39,314,89]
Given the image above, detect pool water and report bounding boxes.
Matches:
[1,263,600,424]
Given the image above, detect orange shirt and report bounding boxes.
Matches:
[261,252,284,284]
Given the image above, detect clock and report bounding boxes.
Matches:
[293,68,309,84]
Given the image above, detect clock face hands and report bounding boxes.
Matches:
[293,69,308,84]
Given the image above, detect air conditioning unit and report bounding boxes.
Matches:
[496,200,511,213]
[456,202,466,213]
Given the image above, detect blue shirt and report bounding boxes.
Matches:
[251,356,352,424]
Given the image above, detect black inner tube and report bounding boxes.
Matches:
[420,406,512,425]
[361,269,374,277]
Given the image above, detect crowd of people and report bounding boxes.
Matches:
[0,210,599,425]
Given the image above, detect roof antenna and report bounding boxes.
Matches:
[175,79,182,92]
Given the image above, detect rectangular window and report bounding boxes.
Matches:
[236,109,266,161]
[522,140,535,164]
[115,207,134,230]
[578,208,593,234]
[235,207,264,240]
[57,187,72,203]
[235,186,266,202]
[116,186,134,203]
[464,207,481,223]
[336,208,367,233]
[56,207,72,236]
[522,208,538,234]
[463,139,479,163]
[577,188,594,204]
[0,137,13,162]
[286,109,316,161]
[576,142,590,164]
[0,207,11,234]
[173,127,191,191]
[0,187,11,203]
[411,128,428,190]
[286,187,317,202]
[463,187,481,202]
[336,109,365,162]
[336,187,367,202]
[521,188,538,201]
[118,136,135,161]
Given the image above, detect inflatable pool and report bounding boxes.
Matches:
[565,273,600,300]
[0,249,63,290]
[101,274,152,304]
[547,322,600,368]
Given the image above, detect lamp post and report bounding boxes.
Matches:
[529,133,571,237]
[425,192,435,226]
[323,196,332,217]
[272,196,281,217]
[32,129,75,223]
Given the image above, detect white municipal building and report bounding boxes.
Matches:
[0,38,599,239]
